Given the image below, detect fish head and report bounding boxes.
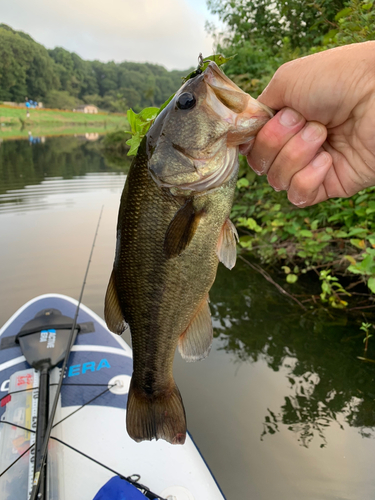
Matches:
[147,61,273,195]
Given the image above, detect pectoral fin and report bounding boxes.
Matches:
[164,199,204,258]
[178,298,213,362]
[216,218,238,270]
[104,270,127,335]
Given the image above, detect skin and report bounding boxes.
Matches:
[240,41,375,207]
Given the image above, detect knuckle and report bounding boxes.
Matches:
[257,120,284,150]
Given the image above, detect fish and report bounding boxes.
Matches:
[105,62,273,445]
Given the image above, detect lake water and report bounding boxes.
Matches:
[1,136,375,500]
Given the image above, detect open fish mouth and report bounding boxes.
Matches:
[155,146,238,194]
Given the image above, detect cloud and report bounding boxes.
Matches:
[0,0,216,69]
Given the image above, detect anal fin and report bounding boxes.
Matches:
[164,199,204,258]
[104,269,127,335]
[216,218,238,270]
[178,298,213,362]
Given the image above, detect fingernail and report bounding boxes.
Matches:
[312,152,329,167]
[289,196,307,207]
[279,108,302,127]
[302,122,325,142]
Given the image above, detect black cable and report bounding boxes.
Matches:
[0,385,42,402]
[49,437,167,500]
[0,444,34,478]
[52,385,114,428]
[0,419,35,434]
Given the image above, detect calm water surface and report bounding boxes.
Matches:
[1,136,375,500]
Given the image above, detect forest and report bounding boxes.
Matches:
[0,23,188,112]
[205,0,375,316]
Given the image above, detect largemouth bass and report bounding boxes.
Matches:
[105,62,273,445]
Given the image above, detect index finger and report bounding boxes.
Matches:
[245,107,306,175]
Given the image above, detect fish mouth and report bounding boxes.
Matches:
[203,62,274,143]
[152,145,238,194]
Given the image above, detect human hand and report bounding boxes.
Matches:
[240,42,375,206]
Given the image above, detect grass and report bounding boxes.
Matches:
[0,105,127,139]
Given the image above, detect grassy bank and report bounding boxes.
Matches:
[0,105,127,139]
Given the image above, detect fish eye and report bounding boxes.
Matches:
[176,92,196,110]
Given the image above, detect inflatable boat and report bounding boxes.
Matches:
[0,294,226,500]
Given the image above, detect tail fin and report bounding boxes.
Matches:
[126,379,186,445]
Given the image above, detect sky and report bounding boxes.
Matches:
[0,0,221,70]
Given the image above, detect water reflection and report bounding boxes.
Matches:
[0,137,131,213]
[210,261,375,449]
[2,136,375,499]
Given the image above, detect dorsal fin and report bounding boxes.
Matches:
[104,270,127,335]
[164,199,204,258]
[216,218,238,270]
[178,297,213,362]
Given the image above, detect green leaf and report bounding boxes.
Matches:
[237,217,262,232]
[323,29,339,45]
[335,230,348,238]
[348,227,368,237]
[282,266,291,274]
[335,7,352,20]
[299,229,313,238]
[367,277,375,294]
[237,178,250,189]
[127,108,138,133]
[355,194,369,204]
[345,255,357,265]
[350,238,366,249]
[348,264,365,275]
[361,254,375,274]
[286,273,298,284]
[139,107,159,121]
[126,132,142,156]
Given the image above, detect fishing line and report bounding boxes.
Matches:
[29,205,104,500]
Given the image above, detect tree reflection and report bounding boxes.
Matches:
[0,136,131,197]
[210,259,375,447]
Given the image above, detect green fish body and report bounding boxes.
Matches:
[105,62,273,444]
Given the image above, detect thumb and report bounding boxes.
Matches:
[257,63,293,112]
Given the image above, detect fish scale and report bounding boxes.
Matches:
[108,137,237,443]
[105,61,273,444]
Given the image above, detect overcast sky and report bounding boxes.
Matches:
[0,0,221,70]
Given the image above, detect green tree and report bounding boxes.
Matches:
[43,90,79,110]
[207,0,346,51]
[0,24,58,101]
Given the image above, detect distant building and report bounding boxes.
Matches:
[85,133,100,141]
[76,104,98,114]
